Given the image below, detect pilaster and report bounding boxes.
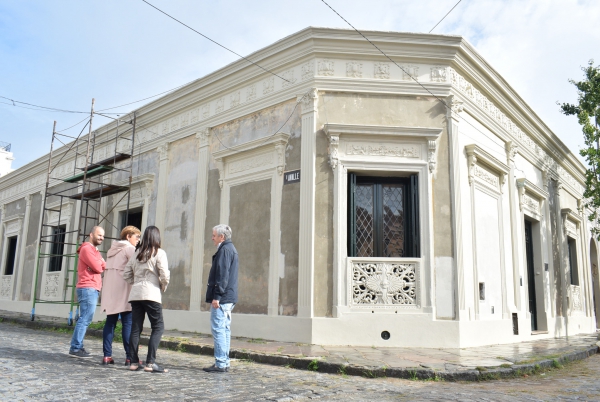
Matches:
[297,88,318,318]
[446,95,465,319]
[14,194,32,300]
[154,143,170,231]
[505,140,521,311]
[190,129,211,311]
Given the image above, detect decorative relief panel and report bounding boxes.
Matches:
[230,91,240,108]
[473,164,499,188]
[570,285,583,311]
[402,65,419,81]
[47,203,73,223]
[190,108,199,124]
[449,68,582,195]
[0,277,11,298]
[180,112,189,127]
[346,61,363,78]
[281,69,297,88]
[202,104,210,119]
[301,61,314,81]
[350,261,417,307]
[345,143,420,158]
[170,116,179,132]
[317,59,334,76]
[565,219,577,236]
[228,153,274,175]
[43,273,60,298]
[246,85,256,102]
[373,62,390,79]
[430,66,447,82]
[263,77,274,94]
[215,97,225,113]
[5,219,21,234]
[522,193,540,215]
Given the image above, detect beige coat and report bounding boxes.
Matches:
[123,248,169,304]
[101,240,135,315]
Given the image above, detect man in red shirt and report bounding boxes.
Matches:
[69,226,106,358]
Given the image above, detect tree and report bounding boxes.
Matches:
[560,60,600,237]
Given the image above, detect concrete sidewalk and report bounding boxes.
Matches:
[1,309,598,381]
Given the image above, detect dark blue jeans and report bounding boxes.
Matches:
[102,311,132,359]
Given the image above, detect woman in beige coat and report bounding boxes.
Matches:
[101,225,140,366]
[123,225,170,373]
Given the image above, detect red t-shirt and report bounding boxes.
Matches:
[76,242,106,291]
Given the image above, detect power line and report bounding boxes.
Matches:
[140,0,290,83]
[429,0,462,33]
[318,0,523,156]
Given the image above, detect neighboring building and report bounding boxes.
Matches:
[0,28,597,348]
[0,142,14,177]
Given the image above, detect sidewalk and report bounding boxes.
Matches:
[1,309,598,381]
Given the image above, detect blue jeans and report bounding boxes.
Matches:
[210,303,234,368]
[70,288,99,351]
[102,311,132,358]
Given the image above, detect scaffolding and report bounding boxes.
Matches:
[31,99,137,325]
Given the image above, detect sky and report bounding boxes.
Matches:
[1,0,599,170]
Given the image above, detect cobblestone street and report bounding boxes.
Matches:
[1,323,599,401]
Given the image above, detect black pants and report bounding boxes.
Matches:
[129,300,164,365]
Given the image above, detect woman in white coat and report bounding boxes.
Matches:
[123,225,170,373]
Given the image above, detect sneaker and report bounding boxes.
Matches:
[69,349,92,358]
[144,363,168,373]
[203,364,227,373]
[102,357,114,365]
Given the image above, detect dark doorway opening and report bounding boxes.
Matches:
[4,236,18,275]
[119,207,143,233]
[49,225,66,272]
[524,220,538,331]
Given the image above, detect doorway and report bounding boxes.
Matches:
[524,220,538,331]
[119,207,143,233]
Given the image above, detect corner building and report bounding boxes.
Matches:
[1,28,598,348]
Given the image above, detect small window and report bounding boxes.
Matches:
[4,236,18,275]
[49,225,66,272]
[568,237,579,285]
[348,174,420,258]
[119,207,143,232]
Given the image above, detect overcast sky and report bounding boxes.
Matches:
[1,0,599,170]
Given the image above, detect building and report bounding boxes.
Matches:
[0,142,14,178]
[0,27,598,348]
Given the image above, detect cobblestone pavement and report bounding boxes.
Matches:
[1,323,600,401]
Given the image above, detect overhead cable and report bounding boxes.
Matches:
[429,0,462,33]
[140,0,291,83]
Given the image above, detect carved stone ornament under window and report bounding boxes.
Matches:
[0,277,11,298]
[43,272,60,298]
[351,261,417,306]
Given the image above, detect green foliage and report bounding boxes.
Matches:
[307,359,319,371]
[552,358,562,369]
[560,60,600,236]
[409,370,418,381]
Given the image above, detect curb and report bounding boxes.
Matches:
[2,315,598,382]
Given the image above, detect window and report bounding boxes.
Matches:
[348,174,420,258]
[48,225,66,272]
[4,236,18,275]
[119,207,143,232]
[568,237,579,286]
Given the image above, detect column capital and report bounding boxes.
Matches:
[505,141,518,164]
[196,128,212,148]
[297,88,318,115]
[446,94,464,121]
[157,143,170,161]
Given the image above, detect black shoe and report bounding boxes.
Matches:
[203,364,227,373]
[69,349,91,358]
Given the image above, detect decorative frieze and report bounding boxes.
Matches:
[346,61,363,78]
[246,85,256,102]
[43,273,60,298]
[215,97,225,113]
[301,61,314,81]
[402,65,419,81]
[473,164,499,187]
[201,104,210,119]
[350,261,417,307]
[230,91,240,108]
[317,59,334,76]
[373,62,390,79]
[281,69,297,88]
[228,153,274,175]
[430,66,447,82]
[5,218,22,234]
[522,193,540,214]
[346,143,420,158]
[190,108,199,124]
[263,77,275,94]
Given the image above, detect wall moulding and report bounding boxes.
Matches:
[516,178,548,219]
[465,144,509,194]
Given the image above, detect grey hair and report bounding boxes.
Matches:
[213,224,232,240]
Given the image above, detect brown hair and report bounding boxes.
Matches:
[120,225,141,241]
[136,226,161,263]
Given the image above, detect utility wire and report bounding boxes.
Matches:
[429,0,462,33]
[140,0,290,83]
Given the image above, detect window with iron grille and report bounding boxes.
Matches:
[48,225,66,272]
[348,174,420,258]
